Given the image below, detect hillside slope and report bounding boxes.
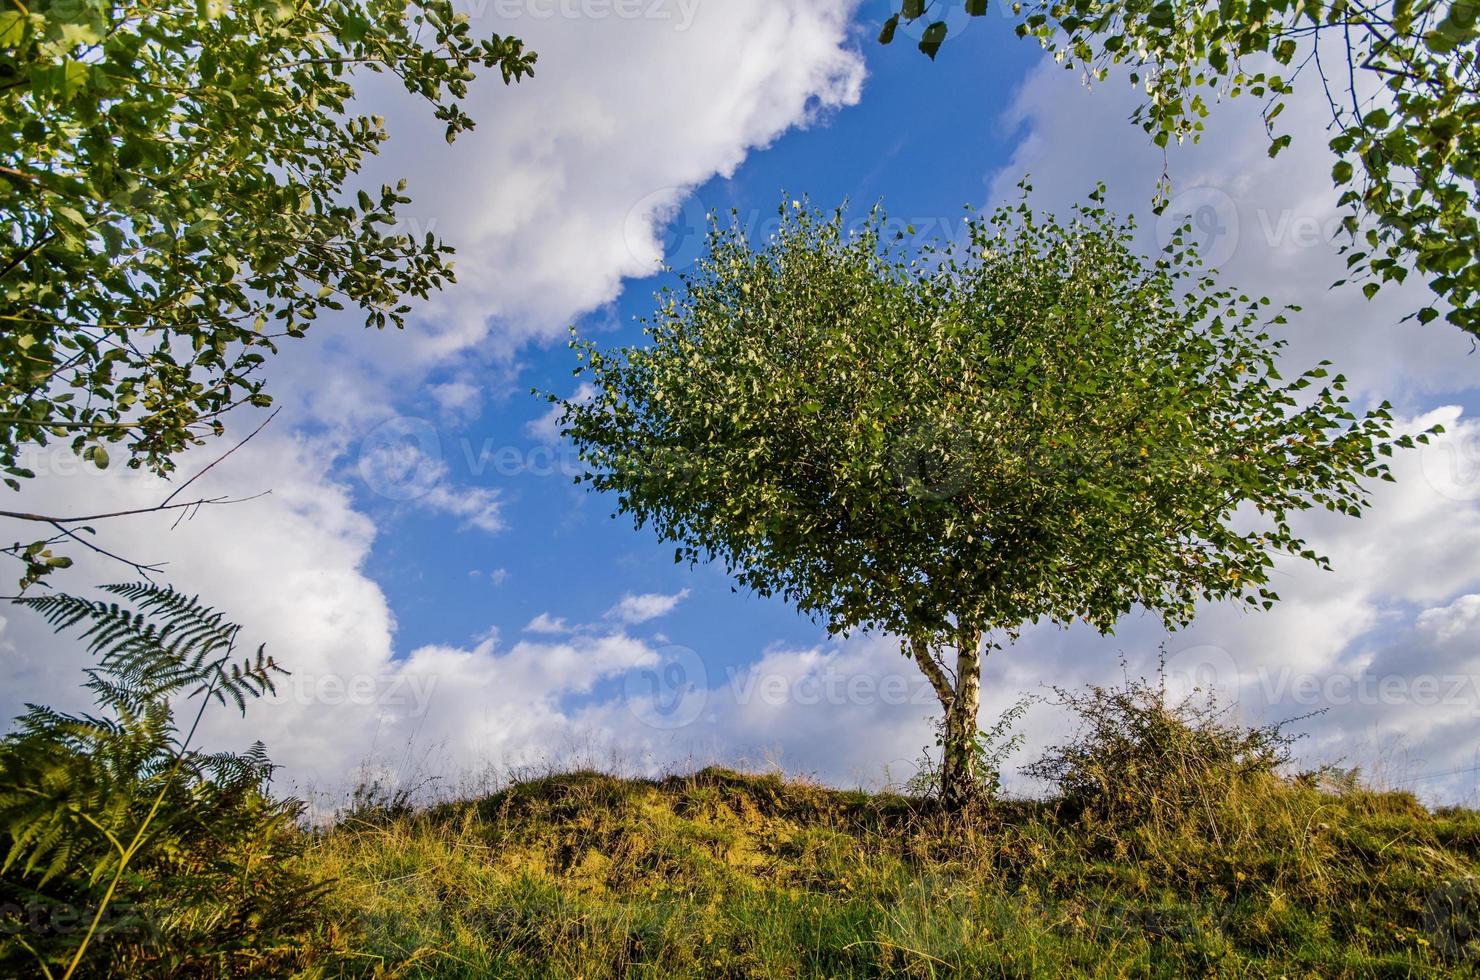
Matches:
[308,767,1480,978]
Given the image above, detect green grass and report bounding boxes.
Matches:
[301,767,1480,978]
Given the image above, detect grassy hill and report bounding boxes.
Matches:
[7,651,1478,978]
[305,766,1480,978]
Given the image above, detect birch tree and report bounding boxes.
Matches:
[558,189,1419,806]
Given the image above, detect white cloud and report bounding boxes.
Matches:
[0,435,669,799]
[357,433,505,533]
[382,630,659,775]
[984,55,1476,403]
[353,0,866,365]
[428,381,483,423]
[524,612,573,634]
[606,589,691,624]
[568,631,940,789]
[0,433,399,788]
[158,1,868,449]
[1418,594,1480,646]
[420,482,506,534]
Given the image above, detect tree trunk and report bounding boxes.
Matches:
[940,626,983,809]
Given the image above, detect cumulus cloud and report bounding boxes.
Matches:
[0,2,870,797]
[419,482,507,534]
[356,0,867,365]
[380,629,660,778]
[356,429,505,533]
[0,434,667,797]
[984,55,1476,403]
[565,631,936,788]
[0,432,398,787]
[428,381,484,423]
[163,1,868,444]
[606,589,691,624]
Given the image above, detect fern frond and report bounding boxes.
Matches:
[16,585,284,716]
[3,583,323,976]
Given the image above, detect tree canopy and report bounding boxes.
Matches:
[882,0,1480,340]
[0,0,535,486]
[558,188,1425,802]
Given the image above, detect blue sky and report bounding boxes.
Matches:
[361,16,1042,677]
[7,1,1480,804]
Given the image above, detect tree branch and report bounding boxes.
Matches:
[909,633,955,707]
[0,493,269,525]
[160,409,279,508]
[44,521,167,580]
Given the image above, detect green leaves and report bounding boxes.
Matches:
[880,0,1480,340]
[29,57,91,98]
[920,21,950,59]
[562,189,1407,662]
[1,584,318,975]
[0,0,536,510]
[0,11,28,47]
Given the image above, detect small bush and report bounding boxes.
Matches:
[1025,659,1301,826]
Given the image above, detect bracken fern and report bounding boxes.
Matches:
[0,584,332,978]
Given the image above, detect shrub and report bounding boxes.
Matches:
[1025,658,1301,826]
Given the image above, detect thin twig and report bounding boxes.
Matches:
[47,521,166,580]
[0,492,270,525]
[160,409,280,508]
